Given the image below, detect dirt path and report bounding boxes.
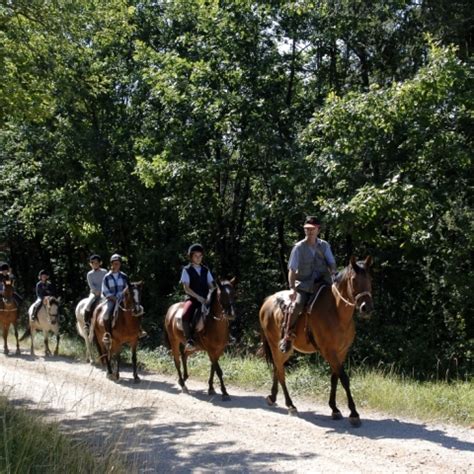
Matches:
[1,352,473,473]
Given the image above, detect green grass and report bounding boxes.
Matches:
[19,334,474,426]
[0,396,126,474]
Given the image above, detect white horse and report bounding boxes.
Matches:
[26,296,60,357]
[75,297,97,364]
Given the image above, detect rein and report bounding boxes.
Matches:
[332,283,372,308]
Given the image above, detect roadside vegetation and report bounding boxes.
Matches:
[0,395,126,474]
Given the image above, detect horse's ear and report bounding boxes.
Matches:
[350,255,357,269]
[364,256,373,268]
[230,277,237,287]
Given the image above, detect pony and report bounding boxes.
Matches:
[92,282,143,381]
[259,256,373,426]
[25,296,61,357]
[164,279,237,400]
[0,279,20,355]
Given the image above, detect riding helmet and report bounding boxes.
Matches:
[38,269,49,278]
[0,263,9,271]
[89,254,102,262]
[110,253,122,263]
[187,243,204,256]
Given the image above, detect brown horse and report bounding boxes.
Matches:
[92,282,143,382]
[0,279,20,355]
[164,279,237,400]
[259,256,373,426]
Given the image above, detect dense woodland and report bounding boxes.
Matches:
[1,0,472,378]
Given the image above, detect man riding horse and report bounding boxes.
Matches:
[179,243,215,352]
[0,262,22,307]
[281,216,337,352]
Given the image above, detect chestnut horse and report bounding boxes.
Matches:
[25,296,60,357]
[0,279,20,355]
[259,256,373,426]
[164,279,237,400]
[92,282,143,381]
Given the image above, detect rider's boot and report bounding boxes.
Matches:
[182,318,196,352]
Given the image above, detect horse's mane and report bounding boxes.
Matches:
[334,260,367,284]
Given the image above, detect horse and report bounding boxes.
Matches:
[92,282,143,381]
[75,297,96,364]
[25,296,61,357]
[164,279,237,400]
[0,279,20,355]
[259,256,373,426]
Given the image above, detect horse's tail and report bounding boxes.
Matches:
[260,329,274,367]
[19,326,31,342]
[163,325,171,349]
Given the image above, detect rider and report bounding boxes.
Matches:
[180,243,215,352]
[0,262,23,306]
[31,269,56,321]
[83,254,107,328]
[280,216,337,353]
[101,254,130,335]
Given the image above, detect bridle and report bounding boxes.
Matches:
[212,284,236,321]
[332,269,373,309]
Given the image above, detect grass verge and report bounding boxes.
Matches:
[0,396,126,473]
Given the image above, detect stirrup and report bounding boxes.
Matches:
[184,339,196,352]
[279,331,296,353]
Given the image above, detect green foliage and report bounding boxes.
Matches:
[0,1,472,377]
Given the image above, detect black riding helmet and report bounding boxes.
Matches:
[89,254,102,262]
[0,263,9,271]
[38,269,49,278]
[187,243,204,257]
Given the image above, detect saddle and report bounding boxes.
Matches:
[176,303,208,333]
[276,281,329,343]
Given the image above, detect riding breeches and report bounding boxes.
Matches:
[289,290,312,328]
[182,299,200,322]
[85,293,99,312]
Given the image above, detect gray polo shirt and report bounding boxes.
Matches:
[87,268,107,295]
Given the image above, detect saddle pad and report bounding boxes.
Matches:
[175,306,205,333]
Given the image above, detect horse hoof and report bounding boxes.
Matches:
[208,388,216,396]
[181,385,189,394]
[4,350,9,356]
[288,407,298,416]
[349,416,361,427]
[266,395,275,406]
[221,394,231,401]
[332,411,343,420]
[134,376,141,384]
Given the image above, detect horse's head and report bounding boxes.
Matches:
[123,281,143,315]
[337,256,373,316]
[2,279,14,304]
[214,278,237,321]
[43,296,60,324]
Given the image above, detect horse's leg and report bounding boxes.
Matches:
[44,331,51,357]
[180,344,189,382]
[131,342,140,383]
[2,323,8,355]
[171,340,187,392]
[339,365,360,426]
[14,322,20,355]
[115,352,120,381]
[329,372,343,420]
[266,366,279,406]
[211,358,230,401]
[30,327,35,357]
[54,331,60,356]
[208,363,216,396]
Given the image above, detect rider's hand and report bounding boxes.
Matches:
[199,296,206,304]
[289,289,297,302]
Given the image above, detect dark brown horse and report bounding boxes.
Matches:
[164,279,237,400]
[0,279,20,355]
[260,256,373,426]
[92,282,143,382]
